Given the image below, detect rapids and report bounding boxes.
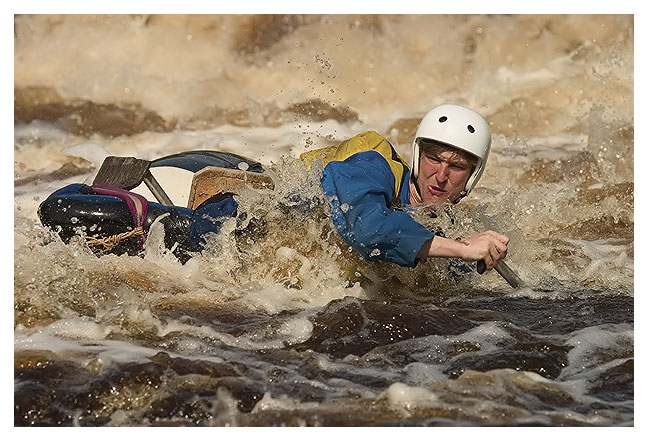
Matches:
[14,14,634,426]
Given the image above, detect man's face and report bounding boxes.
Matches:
[415,142,476,204]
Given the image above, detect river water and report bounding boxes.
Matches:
[13,14,634,426]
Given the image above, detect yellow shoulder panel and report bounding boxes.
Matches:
[299,131,409,199]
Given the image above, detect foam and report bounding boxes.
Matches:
[380,382,438,409]
[561,323,634,380]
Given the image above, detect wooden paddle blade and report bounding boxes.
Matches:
[188,166,274,209]
[93,156,151,190]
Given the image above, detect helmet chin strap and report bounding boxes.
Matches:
[451,190,468,205]
[409,178,423,205]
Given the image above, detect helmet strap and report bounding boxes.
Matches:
[411,139,420,180]
[408,178,423,205]
[451,190,468,205]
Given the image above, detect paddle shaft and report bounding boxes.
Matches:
[477,259,524,288]
[143,171,174,206]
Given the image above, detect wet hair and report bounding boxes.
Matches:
[417,138,478,170]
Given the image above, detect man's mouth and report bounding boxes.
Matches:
[428,185,446,196]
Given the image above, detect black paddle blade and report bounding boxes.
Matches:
[93,156,151,190]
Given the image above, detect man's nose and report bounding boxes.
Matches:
[435,163,449,182]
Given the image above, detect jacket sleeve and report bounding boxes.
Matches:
[321,150,435,267]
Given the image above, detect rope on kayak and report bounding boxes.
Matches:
[85,226,144,250]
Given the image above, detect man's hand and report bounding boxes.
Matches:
[418,230,510,271]
[457,231,509,270]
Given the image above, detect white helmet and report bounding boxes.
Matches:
[411,104,491,197]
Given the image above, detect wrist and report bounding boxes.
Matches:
[418,236,466,260]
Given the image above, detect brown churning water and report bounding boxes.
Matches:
[14,15,633,426]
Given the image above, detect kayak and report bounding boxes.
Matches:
[37,151,267,262]
[130,150,265,207]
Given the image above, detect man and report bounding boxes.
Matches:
[39,104,508,270]
[300,104,509,271]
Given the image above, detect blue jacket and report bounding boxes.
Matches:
[301,131,434,267]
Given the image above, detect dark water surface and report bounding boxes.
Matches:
[15,285,633,426]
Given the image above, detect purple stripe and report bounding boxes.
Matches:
[92,184,149,249]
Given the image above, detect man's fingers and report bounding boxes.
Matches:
[485,255,495,270]
[490,235,508,260]
[489,239,508,268]
[484,230,510,245]
[462,231,511,268]
[490,246,497,261]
